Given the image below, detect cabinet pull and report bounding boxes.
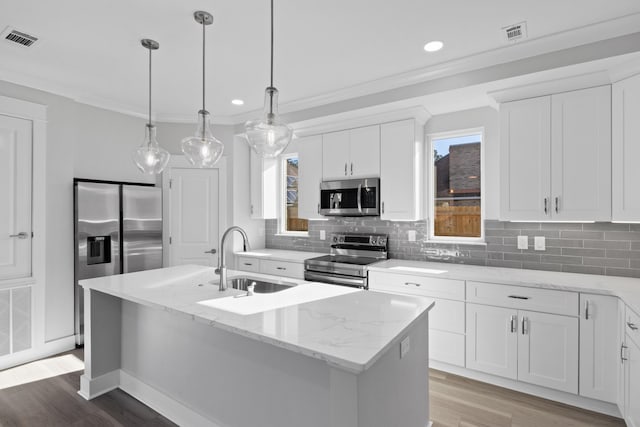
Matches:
[344,163,347,176]
[508,295,530,300]
[243,262,253,266]
[629,322,639,331]
[276,267,287,270]
[203,249,217,254]
[317,203,320,214]
[350,163,353,175]
[251,205,254,215]
[621,343,628,363]
[555,197,560,213]
[584,300,590,320]
[544,198,548,215]
[510,315,517,333]
[521,317,528,335]
[404,282,421,287]
[382,202,385,214]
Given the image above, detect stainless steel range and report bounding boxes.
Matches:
[304,233,388,289]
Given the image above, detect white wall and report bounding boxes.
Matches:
[424,106,500,219]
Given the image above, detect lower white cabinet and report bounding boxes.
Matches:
[627,334,640,427]
[579,294,619,403]
[466,303,578,394]
[235,255,304,280]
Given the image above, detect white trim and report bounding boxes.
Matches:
[426,128,485,243]
[0,335,75,371]
[161,155,229,268]
[78,369,121,400]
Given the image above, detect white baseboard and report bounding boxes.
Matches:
[430,361,622,418]
[78,370,120,400]
[0,335,76,371]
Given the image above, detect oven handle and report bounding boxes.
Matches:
[304,271,365,288]
[357,183,362,214]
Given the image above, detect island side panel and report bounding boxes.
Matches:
[357,314,429,427]
[79,288,122,399]
[120,300,334,427]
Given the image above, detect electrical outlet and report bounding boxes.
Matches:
[534,236,546,251]
[517,235,528,250]
[319,230,326,240]
[407,230,416,242]
[400,336,411,359]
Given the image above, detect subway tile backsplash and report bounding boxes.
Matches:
[265,219,640,278]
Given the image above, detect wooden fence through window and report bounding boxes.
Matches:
[434,205,481,237]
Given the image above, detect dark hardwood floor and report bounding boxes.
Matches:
[0,350,627,427]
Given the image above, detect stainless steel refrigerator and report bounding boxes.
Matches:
[74,179,162,345]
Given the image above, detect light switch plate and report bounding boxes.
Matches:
[400,336,411,359]
[319,230,326,240]
[407,230,416,242]
[534,236,546,251]
[517,235,528,250]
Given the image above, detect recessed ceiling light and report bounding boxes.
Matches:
[231,99,244,106]
[423,41,443,52]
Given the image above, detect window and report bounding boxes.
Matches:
[280,154,308,234]
[429,130,483,241]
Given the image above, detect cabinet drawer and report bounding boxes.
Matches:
[430,298,465,334]
[368,271,465,300]
[628,306,640,346]
[467,281,578,316]
[429,330,465,367]
[236,256,260,273]
[260,260,304,279]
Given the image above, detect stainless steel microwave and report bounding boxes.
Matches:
[319,178,380,216]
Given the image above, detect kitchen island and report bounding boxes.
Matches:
[78,265,434,427]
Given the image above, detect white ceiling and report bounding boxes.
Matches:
[1,0,640,123]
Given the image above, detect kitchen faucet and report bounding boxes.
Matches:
[215,226,251,291]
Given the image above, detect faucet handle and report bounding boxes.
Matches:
[247,282,256,296]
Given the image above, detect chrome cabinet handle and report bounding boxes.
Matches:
[9,232,28,239]
[508,295,530,300]
[344,163,347,176]
[276,267,286,270]
[243,262,253,266]
[382,202,385,214]
[404,282,422,287]
[584,300,590,320]
[521,317,528,335]
[622,343,628,363]
[629,322,639,331]
[544,198,548,215]
[510,315,517,333]
[203,249,217,254]
[555,197,559,213]
[350,163,353,175]
[251,205,254,215]
[317,203,320,214]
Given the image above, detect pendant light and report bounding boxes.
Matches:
[181,11,224,168]
[132,39,170,174]
[244,0,293,158]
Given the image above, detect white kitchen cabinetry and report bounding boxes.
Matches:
[627,331,640,427]
[500,85,611,221]
[380,119,424,221]
[579,294,619,403]
[235,255,304,279]
[322,125,380,180]
[368,270,465,367]
[250,149,277,219]
[613,73,640,221]
[618,299,627,418]
[297,135,323,220]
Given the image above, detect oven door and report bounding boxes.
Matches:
[304,271,367,289]
[319,178,379,216]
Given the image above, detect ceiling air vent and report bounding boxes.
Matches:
[2,27,38,47]
[502,21,527,43]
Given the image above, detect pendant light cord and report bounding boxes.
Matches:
[148,47,152,128]
[269,0,274,115]
[202,19,206,113]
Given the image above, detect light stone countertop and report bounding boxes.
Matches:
[80,265,434,374]
[234,249,326,263]
[369,259,640,316]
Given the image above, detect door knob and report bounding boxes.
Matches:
[203,249,217,254]
[9,232,28,239]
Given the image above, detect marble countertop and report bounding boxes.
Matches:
[234,249,326,263]
[369,259,640,316]
[79,265,433,374]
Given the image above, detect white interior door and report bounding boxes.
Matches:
[0,114,32,280]
[168,167,220,267]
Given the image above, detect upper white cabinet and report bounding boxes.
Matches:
[500,85,611,221]
[579,294,619,403]
[250,149,277,219]
[380,119,424,221]
[322,125,380,180]
[613,73,640,221]
[297,135,323,220]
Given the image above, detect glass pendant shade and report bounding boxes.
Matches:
[181,110,224,167]
[133,124,170,174]
[245,87,293,158]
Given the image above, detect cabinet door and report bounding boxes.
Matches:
[322,130,350,180]
[380,120,422,220]
[613,74,640,221]
[627,336,640,427]
[466,304,518,380]
[250,150,277,219]
[518,310,578,393]
[619,300,627,418]
[500,97,551,221]
[349,125,380,178]
[579,294,619,403]
[551,85,611,221]
[297,135,323,220]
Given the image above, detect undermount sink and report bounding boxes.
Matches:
[228,276,296,294]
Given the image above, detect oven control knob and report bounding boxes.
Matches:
[332,236,338,243]
[339,236,344,243]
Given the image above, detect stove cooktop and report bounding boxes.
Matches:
[306,254,382,267]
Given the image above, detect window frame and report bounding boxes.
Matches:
[278,152,309,236]
[427,127,485,243]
